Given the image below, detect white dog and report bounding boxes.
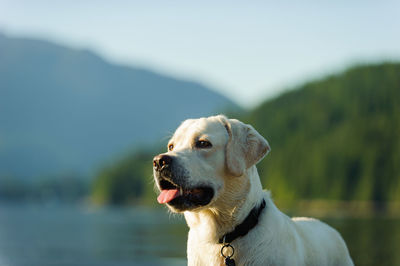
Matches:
[153,115,353,266]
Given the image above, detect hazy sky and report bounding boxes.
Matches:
[1,0,399,107]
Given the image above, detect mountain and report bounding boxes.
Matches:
[248,63,400,203]
[0,33,240,179]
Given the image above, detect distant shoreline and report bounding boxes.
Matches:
[2,194,400,219]
[277,199,400,219]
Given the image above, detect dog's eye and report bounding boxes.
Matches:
[195,140,212,149]
[168,144,174,151]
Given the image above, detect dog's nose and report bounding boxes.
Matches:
[153,154,172,171]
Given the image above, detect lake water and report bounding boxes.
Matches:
[0,203,399,266]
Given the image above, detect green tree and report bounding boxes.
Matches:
[91,150,155,205]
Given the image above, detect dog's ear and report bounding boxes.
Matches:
[222,117,270,177]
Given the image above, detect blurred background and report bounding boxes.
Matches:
[0,1,400,265]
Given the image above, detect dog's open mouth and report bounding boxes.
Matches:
[157,178,214,210]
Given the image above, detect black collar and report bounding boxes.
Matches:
[218,199,266,244]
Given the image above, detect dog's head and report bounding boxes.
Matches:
[153,115,270,212]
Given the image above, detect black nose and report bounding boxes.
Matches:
[153,154,172,171]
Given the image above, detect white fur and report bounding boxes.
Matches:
[157,115,353,266]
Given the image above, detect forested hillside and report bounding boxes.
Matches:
[249,63,400,203]
[92,63,400,205]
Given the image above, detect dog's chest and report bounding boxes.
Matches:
[187,241,225,266]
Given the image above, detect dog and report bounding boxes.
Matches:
[153,115,353,266]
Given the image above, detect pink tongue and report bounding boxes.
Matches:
[157,189,180,204]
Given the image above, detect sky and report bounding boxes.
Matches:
[0,0,399,108]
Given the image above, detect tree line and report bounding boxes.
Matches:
[91,62,400,206]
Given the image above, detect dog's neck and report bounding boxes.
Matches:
[184,166,264,243]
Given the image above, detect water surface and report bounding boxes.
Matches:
[0,203,399,266]
[0,203,186,266]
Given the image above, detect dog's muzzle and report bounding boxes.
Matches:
[153,154,214,212]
